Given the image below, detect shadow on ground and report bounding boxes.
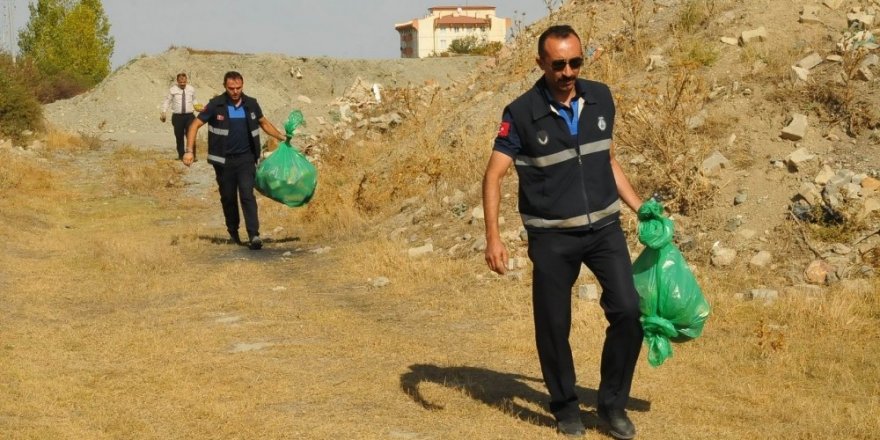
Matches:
[400,363,650,430]
[168,234,308,261]
[193,234,302,245]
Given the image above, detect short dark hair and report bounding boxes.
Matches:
[176,72,187,80]
[223,71,243,84]
[538,25,581,58]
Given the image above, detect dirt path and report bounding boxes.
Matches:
[4,142,878,440]
[0,144,564,439]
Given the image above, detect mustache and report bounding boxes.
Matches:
[559,75,577,81]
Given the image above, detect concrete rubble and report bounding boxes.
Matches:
[780,114,808,141]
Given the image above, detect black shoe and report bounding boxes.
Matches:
[248,236,262,250]
[228,232,242,245]
[598,408,636,440]
[556,417,586,438]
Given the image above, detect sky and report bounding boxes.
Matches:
[3,0,551,68]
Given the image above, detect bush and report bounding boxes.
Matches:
[447,35,502,56]
[615,68,716,214]
[14,58,90,103]
[0,53,45,143]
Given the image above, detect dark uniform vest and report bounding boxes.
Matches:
[506,78,620,232]
[204,94,262,165]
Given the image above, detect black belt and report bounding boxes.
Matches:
[226,151,253,157]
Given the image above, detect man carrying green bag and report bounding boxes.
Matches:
[255,110,318,208]
[632,199,711,367]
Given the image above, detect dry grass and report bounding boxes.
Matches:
[0,149,55,193]
[800,49,880,136]
[3,1,880,438]
[42,128,103,153]
[672,37,720,68]
[110,145,186,195]
[739,44,799,83]
[3,128,878,440]
[615,68,717,214]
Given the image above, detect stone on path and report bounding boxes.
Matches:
[748,289,779,302]
[749,251,773,268]
[861,177,880,192]
[408,243,433,258]
[371,277,390,288]
[781,114,808,141]
[701,151,730,175]
[711,245,737,267]
[739,27,767,45]
[800,5,822,23]
[796,52,823,70]
[804,260,835,285]
[230,342,274,353]
[578,283,599,301]
[471,206,485,220]
[786,147,816,171]
[798,182,822,205]
[790,66,810,83]
[814,165,835,185]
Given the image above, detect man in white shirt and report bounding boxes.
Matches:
[160,73,198,160]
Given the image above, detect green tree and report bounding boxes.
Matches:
[18,0,114,90]
[448,35,480,54]
[56,0,114,84]
[17,0,69,58]
[0,54,44,142]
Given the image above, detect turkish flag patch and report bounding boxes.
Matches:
[497,121,510,137]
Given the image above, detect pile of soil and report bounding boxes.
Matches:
[44,47,485,148]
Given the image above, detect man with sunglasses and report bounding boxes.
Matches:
[482,25,643,439]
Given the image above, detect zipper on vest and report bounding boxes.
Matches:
[576,137,593,228]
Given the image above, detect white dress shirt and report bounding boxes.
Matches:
[161,84,197,114]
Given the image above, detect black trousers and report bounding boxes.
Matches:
[527,222,643,422]
[171,113,195,159]
[212,153,259,240]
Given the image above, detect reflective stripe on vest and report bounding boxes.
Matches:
[515,138,611,168]
[208,126,229,136]
[251,128,260,138]
[207,154,226,164]
[521,199,620,228]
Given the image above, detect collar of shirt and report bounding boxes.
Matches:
[539,80,584,136]
[539,79,587,108]
[225,94,245,108]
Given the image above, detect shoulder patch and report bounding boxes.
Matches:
[497,121,510,138]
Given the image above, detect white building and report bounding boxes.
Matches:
[395,6,510,58]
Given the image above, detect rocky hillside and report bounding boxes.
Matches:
[38,0,880,293]
[43,47,485,148]
[338,0,880,293]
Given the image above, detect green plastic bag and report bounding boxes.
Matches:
[255,110,317,207]
[632,199,710,367]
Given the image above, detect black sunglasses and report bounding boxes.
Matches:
[549,57,584,71]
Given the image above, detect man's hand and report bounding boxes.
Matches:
[160,113,166,123]
[485,237,509,275]
[182,151,194,167]
[482,151,514,275]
